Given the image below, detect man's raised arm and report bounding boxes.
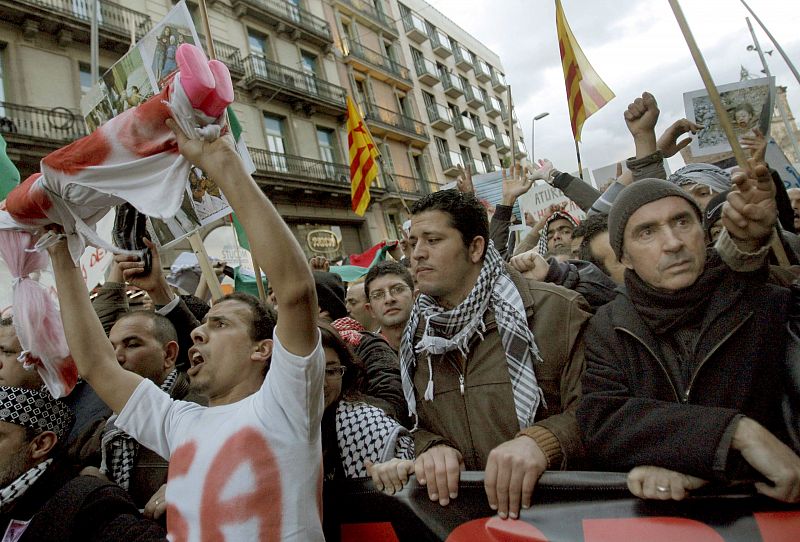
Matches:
[49,241,142,414]
[166,119,318,355]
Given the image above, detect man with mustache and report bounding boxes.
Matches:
[577,167,800,502]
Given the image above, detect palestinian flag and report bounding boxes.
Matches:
[0,134,19,201]
[330,240,398,283]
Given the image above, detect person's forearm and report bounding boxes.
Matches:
[632,131,657,159]
[51,244,141,413]
[208,156,314,307]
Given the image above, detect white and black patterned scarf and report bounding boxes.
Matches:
[399,241,544,430]
[100,369,178,489]
[0,458,52,511]
[336,401,414,478]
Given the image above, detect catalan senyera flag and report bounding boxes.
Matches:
[556,0,615,142]
[346,96,380,216]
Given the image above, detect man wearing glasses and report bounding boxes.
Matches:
[364,261,415,352]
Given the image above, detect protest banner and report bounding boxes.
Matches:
[683,76,775,156]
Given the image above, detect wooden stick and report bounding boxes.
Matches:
[189,232,224,300]
[668,0,789,267]
[253,261,267,303]
[198,0,216,60]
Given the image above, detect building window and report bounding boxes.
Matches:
[263,113,288,171]
[0,45,6,105]
[79,61,109,95]
[248,30,269,57]
[316,127,338,163]
[434,136,449,155]
[481,152,493,172]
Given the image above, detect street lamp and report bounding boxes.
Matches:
[531,112,549,162]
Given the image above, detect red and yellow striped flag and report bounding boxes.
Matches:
[556,0,615,142]
[346,96,380,216]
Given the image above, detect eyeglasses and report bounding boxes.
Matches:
[368,283,410,302]
[325,366,346,378]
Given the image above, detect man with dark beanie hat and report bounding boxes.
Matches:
[577,165,800,503]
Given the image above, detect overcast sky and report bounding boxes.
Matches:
[428,0,800,176]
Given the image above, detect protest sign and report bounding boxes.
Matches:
[684,77,775,156]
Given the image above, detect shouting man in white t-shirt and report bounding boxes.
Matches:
[48,117,324,541]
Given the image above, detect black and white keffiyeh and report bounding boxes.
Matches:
[0,387,74,440]
[399,241,544,430]
[100,369,178,489]
[0,458,52,511]
[336,401,414,478]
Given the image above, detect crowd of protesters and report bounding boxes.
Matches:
[0,87,799,541]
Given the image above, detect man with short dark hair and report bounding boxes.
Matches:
[344,281,376,331]
[578,168,800,502]
[364,260,414,352]
[578,213,626,285]
[393,189,590,519]
[0,386,166,540]
[50,113,324,539]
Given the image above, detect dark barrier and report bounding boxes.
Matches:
[324,471,800,541]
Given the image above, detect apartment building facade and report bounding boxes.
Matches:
[0,0,524,260]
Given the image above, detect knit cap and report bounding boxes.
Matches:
[608,178,702,260]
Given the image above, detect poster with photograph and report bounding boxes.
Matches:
[684,76,775,156]
[188,166,232,223]
[138,4,200,90]
[102,47,155,116]
[148,187,203,249]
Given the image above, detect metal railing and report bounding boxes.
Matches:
[453,115,475,136]
[389,173,423,194]
[363,102,427,140]
[243,55,347,107]
[439,150,465,171]
[441,73,464,93]
[0,101,87,142]
[234,0,331,42]
[248,147,349,184]
[342,38,411,84]
[452,43,472,67]
[336,0,396,33]
[474,59,491,80]
[200,36,244,75]
[491,69,507,89]
[402,12,427,36]
[430,29,452,53]
[22,0,152,38]
[413,56,438,79]
[426,102,451,125]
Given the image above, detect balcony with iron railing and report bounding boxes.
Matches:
[230,0,332,48]
[495,132,511,152]
[0,101,88,177]
[453,115,475,140]
[474,59,492,82]
[413,56,439,86]
[248,146,350,190]
[441,73,464,98]
[439,150,465,175]
[452,43,473,72]
[515,139,528,159]
[402,11,427,43]
[200,36,245,78]
[334,0,397,37]
[362,102,428,144]
[242,55,347,115]
[477,125,494,147]
[388,173,427,195]
[465,84,484,109]
[5,0,151,53]
[472,159,488,175]
[491,69,508,92]
[342,37,412,90]
[430,29,452,58]
[485,96,502,118]
[426,103,452,131]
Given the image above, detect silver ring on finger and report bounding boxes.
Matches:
[656,485,669,493]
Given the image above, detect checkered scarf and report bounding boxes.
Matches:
[0,458,52,511]
[399,242,543,430]
[100,369,178,489]
[536,211,579,256]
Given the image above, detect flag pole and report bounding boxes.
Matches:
[507,85,514,166]
[739,0,800,87]
[574,140,584,179]
[668,0,789,266]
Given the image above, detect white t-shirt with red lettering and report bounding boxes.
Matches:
[116,332,324,542]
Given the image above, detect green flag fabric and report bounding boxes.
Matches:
[0,135,20,201]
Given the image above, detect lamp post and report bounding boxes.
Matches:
[531,112,549,162]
